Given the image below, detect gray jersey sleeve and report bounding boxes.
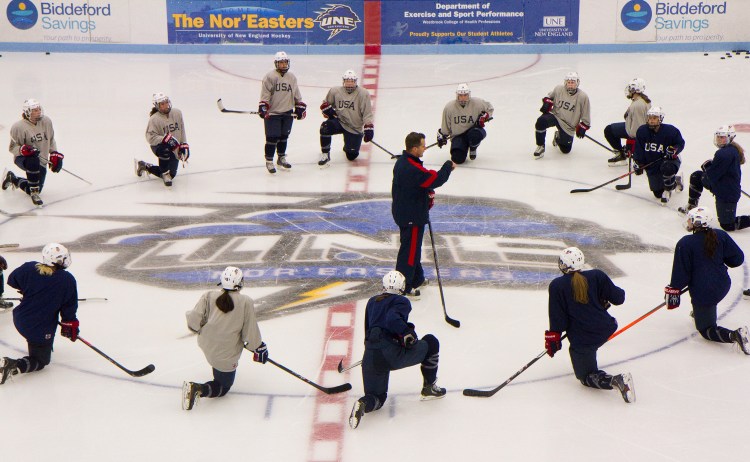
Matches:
[186,292,210,333]
[626,98,650,138]
[9,117,57,164]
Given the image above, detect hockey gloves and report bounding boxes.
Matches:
[575,122,590,139]
[20,145,40,157]
[48,151,64,173]
[363,124,374,143]
[540,97,554,114]
[399,323,418,349]
[436,129,448,148]
[664,146,679,160]
[178,143,190,162]
[428,189,435,210]
[294,102,307,120]
[161,132,180,151]
[544,330,561,357]
[633,161,644,175]
[320,101,337,119]
[253,342,268,364]
[476,111,491,128]
[258,101,270,119]
[61,320,80,342]
[664,286,681,310]
[0,255,7,270]
[701,159,712,172]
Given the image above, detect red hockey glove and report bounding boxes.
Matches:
[664,146,679,160]
[258,101,270,119]
[540,97,554,114]
[61,320,80,342]
[665,286,681,310]
[363,124,374,143]
[476,111,491,128]
[178,143,190,161]
[575,122,590,139]
[320,101,337,119]
[428,190,435,209]
[20,145,40,157]
[161,132,180,151]
[294,102,307,120]
[48,151,64,173]
[544,330,561,357]
[253,342,268,364]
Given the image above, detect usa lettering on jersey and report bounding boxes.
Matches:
[452,115,476,124]
[644,143,665,154]
[274,82,293,92]
[336,101,356,110]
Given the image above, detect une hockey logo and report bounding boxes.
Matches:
[78,193,665,318]
[7,0,38,30]
[313,4,360,40]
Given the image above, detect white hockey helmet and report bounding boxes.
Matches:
[647,106,664,128]
[686,206,710,231]
[456,83,471,106]
[713,125,736,148]
[342,69,358,93]
[274,51,290,73]
[382,270,406,295]
[558,247,584,274]
[152,92,171,112]
[564,72,579,94]
[42,242,71,268]
[219,266,244,291]
[23,98,43,120]
[625,78,646,96]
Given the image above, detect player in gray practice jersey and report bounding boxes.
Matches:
[604,77,651,166]
[259,51,306,174]
[135,92,189,187]
[318,70,374,168]
[533,72,591,160]
[437,83,494,164]
[3,99,64,207]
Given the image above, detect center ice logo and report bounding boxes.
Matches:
[313,4,360,40]
[77,193,664,319]
[621,0,653,31]
[7,0,38,30]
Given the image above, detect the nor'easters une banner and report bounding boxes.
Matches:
[166,1,364,45]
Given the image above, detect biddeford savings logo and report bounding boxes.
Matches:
[7,0,38,30]
[621,0,653,31]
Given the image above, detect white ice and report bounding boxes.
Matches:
[1,50,750,461]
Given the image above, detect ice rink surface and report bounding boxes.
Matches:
[1,50,750,461]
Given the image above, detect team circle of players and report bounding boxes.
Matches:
[1,51,749,429]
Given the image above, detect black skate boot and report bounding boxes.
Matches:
[134,159,151,177]
[420,381,447,401]
[608,149,629,167]
[533,145,545,159]
[318,152,331,168]
[552,130,560,148]
[276,155,292,171]
[181,381,202,410]
[29,187,43,206]
[469,148,477,160]
[1,170,18,191]
[161,172,173,187]
[0,357,19,385]
[265,161,277,174]
[0,298,13,310]
[611,373,635,403]
[349,397,366,429]
[404,288,421,300]
[743,289,750,300]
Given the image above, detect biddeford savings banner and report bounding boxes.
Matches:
[4,0,130,43]
[166,1,364,44]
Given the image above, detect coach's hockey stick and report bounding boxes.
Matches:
[337,359,362,373]
[463,334,568,398]
[570,160,656,194]
[216,98,259,115]
[584,134,617,153]
[427,221,460,328]
[267,358,352,394]
[60,167,92,185]
[0,243,19,249]
[58,324,155,377]
[616,156,634,191]
[370,140,399,159]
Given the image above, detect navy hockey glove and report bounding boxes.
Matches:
[701,159,712,172]
[178,143,190,161]
[320,101,337,119]
[398,323,418,349]
[48,151,64,173]
[632,161,644,175]
[61,320,79,342]
[258,101,270,119]
[437,129,448,148]
[161,132,180,151]
[664,286,681,310]
[575,122,589,139]
[20,145,39,157]
[544,330,561,357]
[476,111,491,128]
[664,146,679,160]
[0,254,7,270]
[363,123,374,143]
[540,97,554,114]
[253,342,268,364]
[294,101,307,120]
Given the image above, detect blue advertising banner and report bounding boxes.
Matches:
[381,1,525,45]
[166,1,364,45]
[523,0,579,44]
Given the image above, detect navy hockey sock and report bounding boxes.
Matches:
[201,381,230,398]
[582,370,614,390]
[699,326,735,343]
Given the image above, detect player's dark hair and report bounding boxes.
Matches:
[731,141,745,165]
[216,290,235,313]
[570,272,589,304]
[149,107,159,117]
[405,132,425,152]
[700,228,718,259]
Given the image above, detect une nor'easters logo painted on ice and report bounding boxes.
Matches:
[7,0,38,30]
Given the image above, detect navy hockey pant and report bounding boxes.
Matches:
[535,114,573,154]
[450,127,486,164]
[264,113,294,161]
[692,303,737,343]
[320,118,363,161]
[14,155,47,194]
[14,341,53,374]
[360,327,440,413]
[644,158,680,196]
[149,145,179,179]
[569,343,614,389]
[604,122,629,151]
[200,368,236,398]
[686,170,750,231]
[396,224,426,293]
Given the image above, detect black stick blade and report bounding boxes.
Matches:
[615,184,631,190]
[337,359,345,373]
[322,383,352,394]
[130,364,156,377]
[446,316,461,328]
[570,188,594,194]
[462,388,496,397]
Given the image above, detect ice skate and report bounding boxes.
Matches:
[743,289,750,299]
[2,169,17,191]
[349,398,366,429]
[552,130,560,148]
[607,150,628,167]
[29,187,43,207]
[181,381,202,410]
[660,190,671,205]
[469,148,477,160]
[733,326,750,355]
[675,173,684,192]
[533,145,545,159]
[161,172,173,187]
[276,155,292,171]
[0,357,19,385]
[265,161,277,174]
[134,159,150,178]
[420,381,447,401]
[0,298,13,311]
[404,288,421,300]
[678,203,696,214]
[611,373,635,403]
[318,152,331,168]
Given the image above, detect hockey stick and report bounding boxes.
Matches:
[61,168,92,185]
[570,160,656,194]
[741,189,750,200]
[607,287,687,341]
[59,324,155,377]
[0,243,19,249]
[337,359,362,373]
[616,156,633,191]
[370,140,399,159]
[584,134,617,153]
[463,334,568,397]
[267,358,352,394]
[427,221,460,328]
[216,98,258,115]
[7,297,107,302]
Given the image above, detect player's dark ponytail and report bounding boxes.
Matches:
[216,290,235,313]
[571,272,589,304]
[149,107,158,117]
[701,228,718,259]
[640,93,651,104]
[731,141,745,165]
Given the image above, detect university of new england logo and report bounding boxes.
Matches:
[314,4,360,40]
